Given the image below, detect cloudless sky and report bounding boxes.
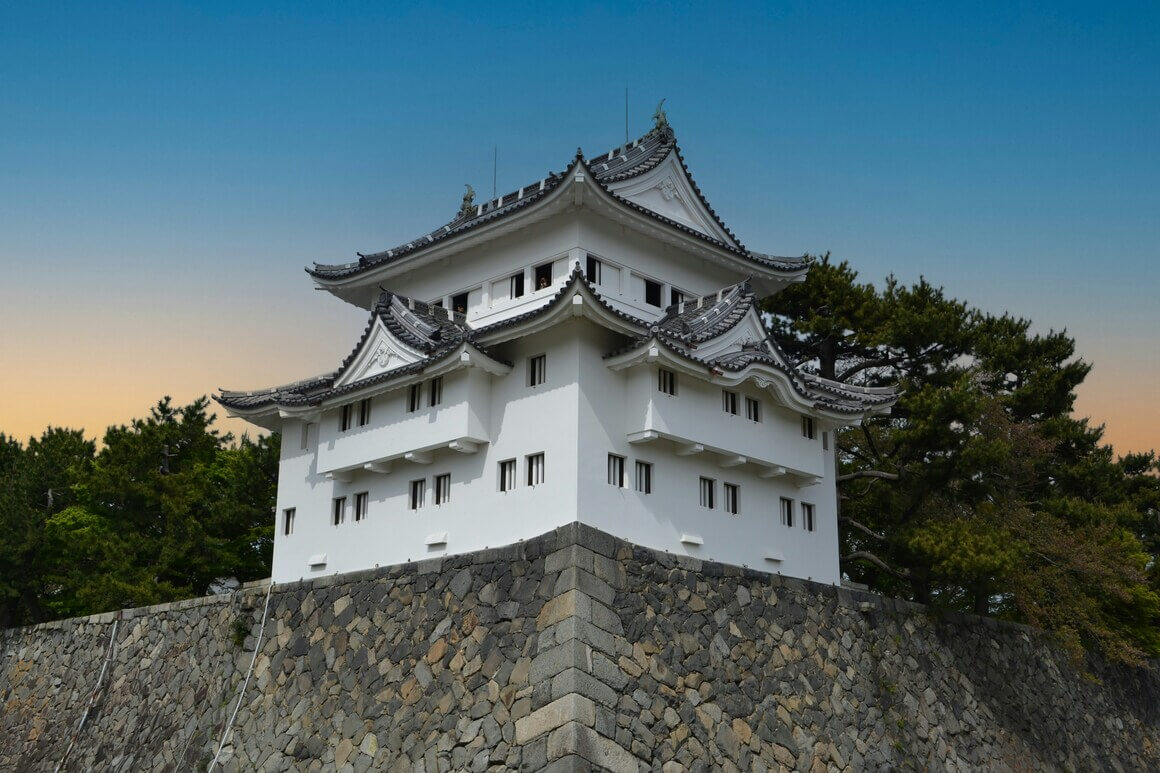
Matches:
[2,1,1157,453]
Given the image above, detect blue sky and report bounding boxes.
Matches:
[2,1,1157,451]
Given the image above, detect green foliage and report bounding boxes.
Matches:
[0,398,278,626]
[767,254,1160,664]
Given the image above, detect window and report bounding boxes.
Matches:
[283,507,295,536]
[498,459,516,492]
[300,422,313,450]
[526,453,545,486]
[802,502,816,532]
[723,483,740,515]
[409,479,425,510]
[339,404,353,432]
[670,288,686,306]
[451,292,469,314]
[510,272,525,299]
[432,299,444,308]
[722,390,739,415]
[332,496,346,526]
[823,431,829,451]
[358,398,371,427]
[354,491,369,522]
[428,377,443,407]
[534,262,553,290]
[699,477,716,509]
[527,354,547,387]
[745,397,761,422]
[408,384,422,413]
[658,368,677,396]
[634,461,652,494]
[780,497,794,527]
[802,416,816,439]
[607,454,625,487]
[586,255,602,285]
[644,279,662,307]
[435,473,451,505]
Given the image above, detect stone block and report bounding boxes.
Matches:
[514,694,596,743]
[551,667,620,707]
[530,638,592,684]
[547,722,639,772]
[553,567,616,607]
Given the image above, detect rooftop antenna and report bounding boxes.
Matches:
[625,87,629,143]
[492,145,497,200]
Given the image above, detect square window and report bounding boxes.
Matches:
[670,288,686,306]
[409,479,425,510]
[528,354,546,387]
[526,453,545,486]
[780,497,794,528]
[451,292,469,314]
[586,255,602,285]
[802,502,816,532]
[745,397,761,422]
[358,398,371,426]
[634,461,652,494]
[428,377,443,407]
[723,483,740,515]
[644,279,662,307]
[534,262,553,290]
[722,390,739,415]
[510,272,525,298]
[435,473,451,505]
[283,507,295,536]
[332,496,346,526]
[658,368,677,396]
[699,477,715,509]
[339,404,353,432]
[607,454,625,487]
[802,416,816,439]
[408,384,422,413]
[498,459,516,492]
[354,491,369,521]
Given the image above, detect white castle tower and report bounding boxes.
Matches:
[218,113,896,584]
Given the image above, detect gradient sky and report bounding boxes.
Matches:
[2,1,1157,455]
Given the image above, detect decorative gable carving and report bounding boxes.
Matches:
[333,319,426,389]
[604,154,739,247]
[694,310,785,365]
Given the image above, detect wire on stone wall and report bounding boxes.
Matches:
[53,613,121,773]
[207,581,275,772]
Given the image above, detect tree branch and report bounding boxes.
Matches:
[844,550,910,579]
[837,470,899,482]
[837,357,905,382]
[839,516,888,541]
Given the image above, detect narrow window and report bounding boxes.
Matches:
[354,491,369,522]
[534,262,553,290]
[658,368,676,396]
[510,272,525,299]
[451,292,469,314]
[332,496,346,526]
[586,255,602,285]
[644,279,662,307]
[408,384,422,413]
[699,477,715,509]
[607,454,625,487]
[634,461,652,494]
[526,453,545,486]
[780,497,794,527]
[409,479,425,510]
[823,431,829,451]
[723,483,740,515]
[498,459,516,492]
[435,473,451,505]
[802,416,816,439]
[283,507,296,536]
[528,354,546,387]
[802,502,816,532]
[428,376,443,407]
[339,404,353,432]
[745,397,761,422]
[300,422,313,450]
[670,288,686,306]
[358,398,371,426]
[722,390,739,415]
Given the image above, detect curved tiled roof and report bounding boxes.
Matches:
[309,125,807,281]
[656,281,757,344]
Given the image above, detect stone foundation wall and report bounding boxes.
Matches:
[2,524,1157,772]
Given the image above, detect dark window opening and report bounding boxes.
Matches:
[644,279,662,307]
[670,288,686,306]
[510,272,525,298]
[586,255,602,285]
[534,262,553,290]
[451,292,469,314]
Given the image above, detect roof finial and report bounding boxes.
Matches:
[652,98,670,134]
[459,184,475,218]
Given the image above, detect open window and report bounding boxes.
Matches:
[534,262,553,291]
[644,279,662,307]
[510,272,525,299]
[451,292,469,314]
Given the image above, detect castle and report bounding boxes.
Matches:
[217,112,897,584]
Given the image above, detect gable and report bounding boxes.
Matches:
[691,308,773,361]
[332,318,428,389]
[604,154,739,248]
